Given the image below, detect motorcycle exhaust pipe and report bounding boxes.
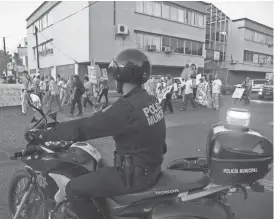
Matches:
[13,183,34,219]
[178,184,231,202]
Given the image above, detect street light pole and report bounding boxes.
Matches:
[34,26,40,72]
[3,37,8,76]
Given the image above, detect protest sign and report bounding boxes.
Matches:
[0,84,22,107]
[232,88,245,99]
[87,66,97,84]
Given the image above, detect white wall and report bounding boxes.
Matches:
[27,1,89,70]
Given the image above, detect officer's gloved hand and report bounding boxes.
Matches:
[24,129,43,144]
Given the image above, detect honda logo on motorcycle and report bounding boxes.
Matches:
[155,189,179,195]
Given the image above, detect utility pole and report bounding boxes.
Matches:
[3,37,8,75]
[34,26,40,71]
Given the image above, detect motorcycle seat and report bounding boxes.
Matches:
[112,169,209,205]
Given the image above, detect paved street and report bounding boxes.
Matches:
[0,95,273,218]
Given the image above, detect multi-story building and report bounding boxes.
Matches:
[26,1,207,86]
[204,3,230,82]
[226,18,273,85]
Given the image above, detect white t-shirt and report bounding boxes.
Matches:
[58,80,64,87]
[212,79,222,94]
[49,80,59,95]
[184,79,193,94]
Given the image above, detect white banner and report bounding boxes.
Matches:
[0,84,23,107]
[232,88,245,99]
[156,85,174,104]
[87,66,97,84]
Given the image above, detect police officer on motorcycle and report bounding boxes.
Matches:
[41,49,167,214]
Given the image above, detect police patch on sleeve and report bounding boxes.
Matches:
[142,102,164,126]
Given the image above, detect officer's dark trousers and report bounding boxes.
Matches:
[98,88,109,103]
[65,167,158,201]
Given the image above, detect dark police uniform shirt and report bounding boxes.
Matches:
[42,87,167,168]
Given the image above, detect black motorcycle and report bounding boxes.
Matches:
[7,94,273,219]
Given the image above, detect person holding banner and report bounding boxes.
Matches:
[212,74,222,110]
[180,75,197,111]
[162,75,174,114]
[98,79,109,104]
[21,71,32,115]
[82,76,95,113]
[195,77,209,107]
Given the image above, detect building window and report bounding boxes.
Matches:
[136,31,204,56]
[42,15,48,30]
[197,42,203,56]
[162,36,170,50]
[197,14,204,28]
[192,42,198,55]
[185,41,192,54]
[170,38,178,52]
[136,1,144,13]
[33,40,54,59]
[178,8,185,23]
[177,39,184,53]
[253,53,258,63]
[32,11,53,33]
[244,50,273,65]
[170,6,178,21]
[144,1,153,15]
[136,32,161,51]
[47,12,53,26]
[153,2,161,17]
[151,35,161,51]
[186,11,192,25]
[245,28,273,45]
[136,2,205,28]
[162,4,170,19]
[244,51,253,62]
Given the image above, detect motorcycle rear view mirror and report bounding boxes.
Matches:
[27,93,45,117]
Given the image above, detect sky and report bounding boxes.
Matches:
[0,0,273,53]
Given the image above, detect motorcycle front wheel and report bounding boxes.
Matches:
[8,169,49,219]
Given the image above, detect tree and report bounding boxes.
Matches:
[0,50,12,76]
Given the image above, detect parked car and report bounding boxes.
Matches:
[234,79,269,92]
[258,80,273,100]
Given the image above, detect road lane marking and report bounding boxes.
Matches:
[251,99,273,104]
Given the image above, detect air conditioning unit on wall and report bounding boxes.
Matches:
[116,24,129,35]
[147,45,156,51]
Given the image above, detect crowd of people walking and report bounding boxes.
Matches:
[20,71,109,117]
[143,72,223,115]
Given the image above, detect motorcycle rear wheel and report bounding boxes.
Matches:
[8,169,49,219]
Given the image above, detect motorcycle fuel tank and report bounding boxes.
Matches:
[149,199,235,219]
[206,125,273,186]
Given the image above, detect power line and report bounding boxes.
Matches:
[39,31,78,63]
[52,1,98,27]
[2,1,99,39]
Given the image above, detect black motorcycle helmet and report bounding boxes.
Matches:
[109,48,152,94]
